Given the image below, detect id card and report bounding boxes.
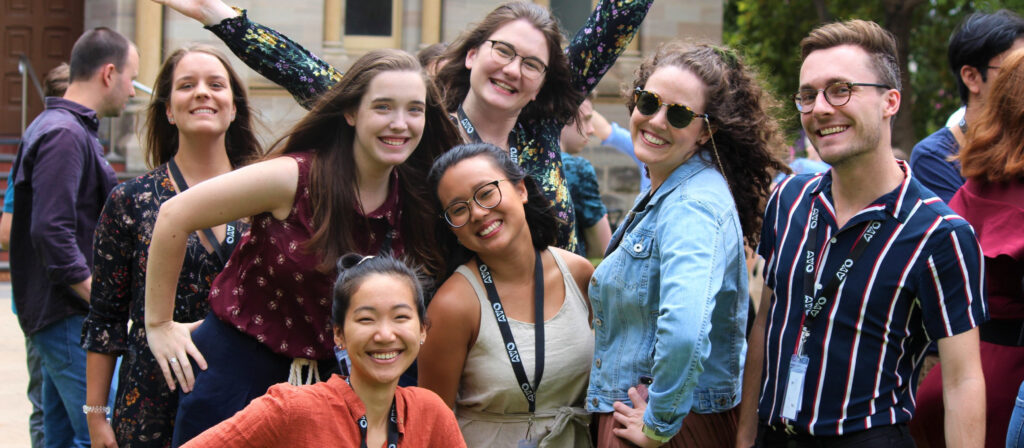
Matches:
[517,440,537,448]
[781,354,808,420]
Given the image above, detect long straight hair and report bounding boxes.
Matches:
[144,45,262,169]
[268,49,463,278]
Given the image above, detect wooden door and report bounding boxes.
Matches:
[1,0,83,137]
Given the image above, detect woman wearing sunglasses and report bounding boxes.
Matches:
[149,0,652,255]
[586,43,787,448]
[422,143,595,447]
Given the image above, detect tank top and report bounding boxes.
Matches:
[454,247,593,447]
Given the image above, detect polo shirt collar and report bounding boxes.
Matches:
[45,97,100,132]
[810,159,917,225]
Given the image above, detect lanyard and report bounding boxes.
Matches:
[797,201,880,355]
[475,250,545,413]
[457,104,519,164]
[346,377,401,448]
[166,158,239,264]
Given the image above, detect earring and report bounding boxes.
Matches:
[168,116,175,125]
[420,340,425,345]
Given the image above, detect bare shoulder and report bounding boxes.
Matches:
[551,247,595,283]
[428,269,481,329]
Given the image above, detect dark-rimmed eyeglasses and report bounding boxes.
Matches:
[487,40,547,80]
[633,88,709,129]
[441,180,505,228]
[793,82,892,113]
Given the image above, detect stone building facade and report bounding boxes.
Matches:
[86,0,722,224]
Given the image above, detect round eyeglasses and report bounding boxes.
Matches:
[633,88,708,129]
[487,40,547,80]
[441,180,505,228]
[793,82,892,113]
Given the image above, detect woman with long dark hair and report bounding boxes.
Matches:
[82,45,262,448]
[151,0,652,255]
[182,254,466,447]
[587,43,786,447]
[143,49,462,445]
[422,143,595,446]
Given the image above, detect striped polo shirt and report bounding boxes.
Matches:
[755,161,987,435]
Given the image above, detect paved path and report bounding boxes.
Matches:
[0,282,36,448]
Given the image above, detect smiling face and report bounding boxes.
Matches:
[630,66,708,189]
[436,155,530,255]
[165,52,237,138]
[464,19,549,115]
[799,44,899,167]
[335,273,425,387]
[345,70,427,174]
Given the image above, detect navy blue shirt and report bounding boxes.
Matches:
[10,97,118,335]
[909,127,962,203]
[756,161,986,435]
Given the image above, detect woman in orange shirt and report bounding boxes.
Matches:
[182,254,466,447]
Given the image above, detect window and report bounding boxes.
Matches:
[342,0,401,51]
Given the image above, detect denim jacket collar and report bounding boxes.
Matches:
[638,155,715,211]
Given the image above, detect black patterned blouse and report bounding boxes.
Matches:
[82,166,239,447]
[204,0,652,253]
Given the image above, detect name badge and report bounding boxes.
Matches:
[517,440,537,448]
[781,354,809,420]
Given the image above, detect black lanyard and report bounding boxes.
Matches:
[166,158,239,264]
[476,250,545,413]
[797,201,880,355]
[346,377,401,448]
[457,104,520,164]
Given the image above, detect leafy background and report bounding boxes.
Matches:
[723,0,1024,155]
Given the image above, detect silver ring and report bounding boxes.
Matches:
[169,357,179,364]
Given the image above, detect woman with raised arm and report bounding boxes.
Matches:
[182,254,466,448]
[588,43,786,447]
[421,143,595,447]
[82,45,262,448]
[143,49,462,445]
[151,0,652,255]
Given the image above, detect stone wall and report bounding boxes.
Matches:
[85,0,723,212]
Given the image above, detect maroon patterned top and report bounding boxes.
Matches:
[209,152,403,359]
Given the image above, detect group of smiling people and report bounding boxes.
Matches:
[80,0,788,446]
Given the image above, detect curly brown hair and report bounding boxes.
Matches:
[626,42,788,246]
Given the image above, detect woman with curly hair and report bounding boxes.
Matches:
[584,42,787,447]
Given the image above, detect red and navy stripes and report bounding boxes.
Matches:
[756,163,987,435]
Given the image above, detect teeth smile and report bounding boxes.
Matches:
[371,351,398,360]
[478,221,501,237]
[819,126,847,136]
[643,131,668,145]
[380,137,406,146]
[191,108,216,114]
[492,80,516,93]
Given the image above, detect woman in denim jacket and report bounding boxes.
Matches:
[587,43,787,447]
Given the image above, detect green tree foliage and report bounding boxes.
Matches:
[724,0,1024,155]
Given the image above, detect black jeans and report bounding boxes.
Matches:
[757,423,915,448]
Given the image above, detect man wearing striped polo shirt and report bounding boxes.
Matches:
[736,20,988,448]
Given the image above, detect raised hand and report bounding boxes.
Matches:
[151,0,238,26]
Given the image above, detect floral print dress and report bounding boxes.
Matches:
[82,166,239,447]
[204,0,652,254]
